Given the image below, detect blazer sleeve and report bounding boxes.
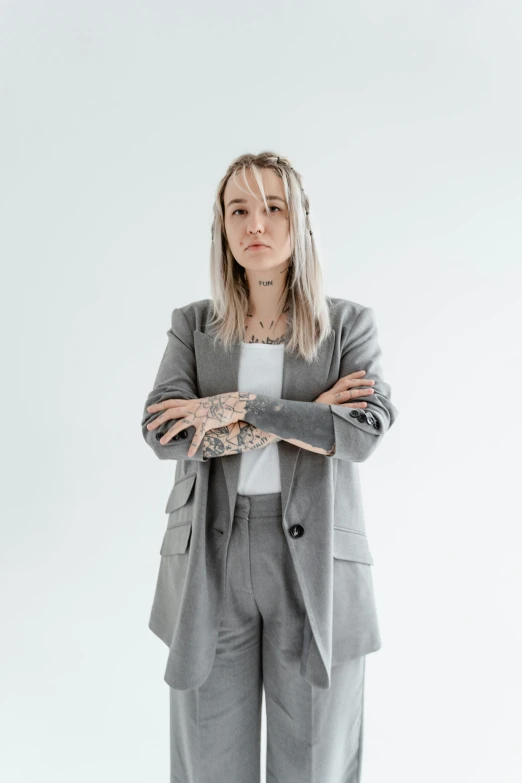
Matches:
[141,307,209,462]
[241,305,398,462]
[326,305,398,462]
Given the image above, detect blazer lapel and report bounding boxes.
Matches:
[194,325,336,526]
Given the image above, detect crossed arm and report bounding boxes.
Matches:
[147,390,337,459]
[201,418,335,460]
[141,305,397,463]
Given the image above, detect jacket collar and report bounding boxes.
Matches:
[194,324,336,523]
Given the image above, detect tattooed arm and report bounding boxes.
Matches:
[143,306,334,461]
[197,307,397,461]
[201,420,334,459]
[202,421,281,458]
[149,391,336,459]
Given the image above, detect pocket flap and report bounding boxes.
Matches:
[160,522,192,555]
[165,473,197,513]
[333,527,374,565]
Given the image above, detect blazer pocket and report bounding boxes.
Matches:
[165,472,197,513]
[331,526,381,665]
[160,521,192,556]
[150,520,192,646]
[164,472,197,527]
[333,526,374,565]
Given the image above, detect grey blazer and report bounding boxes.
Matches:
[141,296,398,691]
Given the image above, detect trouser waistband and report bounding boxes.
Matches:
[233,492,283,519]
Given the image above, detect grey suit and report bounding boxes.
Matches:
[141,296,398,696]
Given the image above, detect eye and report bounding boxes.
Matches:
[232,206,281,216]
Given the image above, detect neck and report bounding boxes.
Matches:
[244,261,290,321]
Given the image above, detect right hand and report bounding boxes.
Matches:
[314,370,375,408]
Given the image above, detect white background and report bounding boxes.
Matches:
[1,1,521,781]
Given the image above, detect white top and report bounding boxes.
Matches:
[237,342,285,495]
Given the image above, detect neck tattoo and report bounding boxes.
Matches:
[244,305,290,345]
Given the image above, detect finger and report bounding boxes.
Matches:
[345,379,375,387]
[159,427,178,445]
[188,433,202,458]
[337,386,373,397]
[332,372,370,391]
[188,421,208,456]
[159,417,190,444]
[342,389,374,399]
[147,400,186,412]
[146,414,166,431]
[147,405,190,431]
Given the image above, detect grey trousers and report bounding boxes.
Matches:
[169,492,366,783]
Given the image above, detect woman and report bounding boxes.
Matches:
[141,152,398,782]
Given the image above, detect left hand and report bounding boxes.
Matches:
[146,391,250,458]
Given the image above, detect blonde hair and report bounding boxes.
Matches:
[207,151,333,363]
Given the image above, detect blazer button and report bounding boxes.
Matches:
[366,412,376,426]
[373,420,380,429]
[357,412,367,422]
[156,431,178,442]
[180,429,188,439]
[289,524,304,538]
[350,410,359,418]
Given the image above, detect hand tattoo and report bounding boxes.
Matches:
[202,421,281,459]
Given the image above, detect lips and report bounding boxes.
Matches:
[247,243,268,249]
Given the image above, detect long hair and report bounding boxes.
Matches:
[207,151,333,364]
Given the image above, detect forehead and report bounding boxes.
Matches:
[224,167,284,204]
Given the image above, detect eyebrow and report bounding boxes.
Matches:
[226,195,287,209]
